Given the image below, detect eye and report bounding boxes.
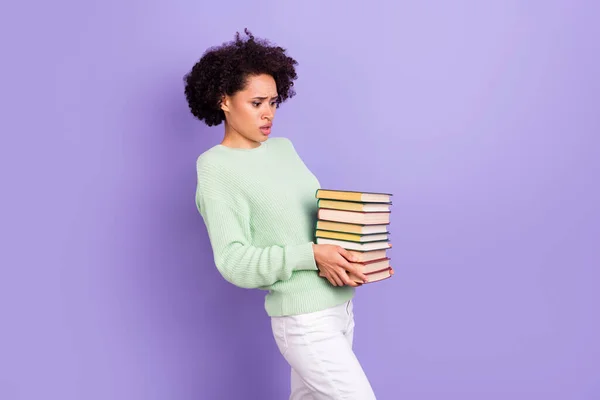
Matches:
[252,102,261,107]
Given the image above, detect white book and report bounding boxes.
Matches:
[315,238,391,251]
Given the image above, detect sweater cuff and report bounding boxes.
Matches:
[286,242,318,271]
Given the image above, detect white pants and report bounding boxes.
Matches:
[271,300,376,400]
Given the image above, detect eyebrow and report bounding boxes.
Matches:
[251,95,279,100]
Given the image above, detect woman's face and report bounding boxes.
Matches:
[220,73,278,146]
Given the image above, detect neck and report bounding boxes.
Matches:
[221,121,260,149]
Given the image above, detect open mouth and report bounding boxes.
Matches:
[260,124,272,135]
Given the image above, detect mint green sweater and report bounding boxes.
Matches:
[195,137,355,316]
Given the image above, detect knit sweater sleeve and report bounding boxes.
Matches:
[196,192,318,289]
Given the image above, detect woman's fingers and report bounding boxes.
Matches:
[317,255,370,287]
[322,271,337,286]
[334,251,368,283]
[332,273,344,287]
[337,268,359,287]
[341,259,368,283]
[337,246,357,262]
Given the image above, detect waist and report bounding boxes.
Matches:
[263,271,355,317]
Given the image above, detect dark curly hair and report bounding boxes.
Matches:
[184,29,299,127]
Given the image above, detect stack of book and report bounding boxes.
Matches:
[314,189,393,284]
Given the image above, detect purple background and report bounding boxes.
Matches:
[1,1,599,399]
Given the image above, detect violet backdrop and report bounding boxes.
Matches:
[1,1,598,399]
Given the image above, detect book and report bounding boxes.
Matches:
[317,199,391,213]
[346,248,390,263]
[317,208,390,225]
[315,188,394,286]
[350,257,390,274]
[314,230,389,243]
[314,237,391,252]
[349,267,393,284]
[316,220,389,235]
[316,189,392,204]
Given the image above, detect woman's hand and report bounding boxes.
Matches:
[312,244,369,287]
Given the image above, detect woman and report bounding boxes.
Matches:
[184,29,378,399]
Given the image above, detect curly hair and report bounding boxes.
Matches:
[184,29,299,126]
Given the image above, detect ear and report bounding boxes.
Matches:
[219,95,231,112]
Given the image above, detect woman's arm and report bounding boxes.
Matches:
[198,194,318,289]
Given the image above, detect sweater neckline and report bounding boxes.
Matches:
[216,139,269,152]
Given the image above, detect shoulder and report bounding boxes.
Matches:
[195,144,224,168]
[194,146,241,210]
[266,136,293,148]
[268,136,300,155]
[195,143,244,175]
[194,145,233,192]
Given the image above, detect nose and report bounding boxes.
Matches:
[263,107,274,121]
